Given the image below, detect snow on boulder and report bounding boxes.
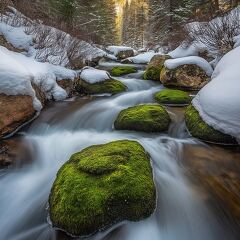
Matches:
[79,67,111,84]
[106,46,134,60]
[0,46,76,111]
[192,46,240,142]
[165,56,213,76]
[123,52,156,64]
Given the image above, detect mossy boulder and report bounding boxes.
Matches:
[154,89,191,105]
[143,55,171,81]
[160,64,210,90]
[110,66,137,77]
[185,105,237,144]
[114,104,171,133]
[76,79,127,95]
[49,140,156,237]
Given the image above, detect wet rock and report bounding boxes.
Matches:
[160,64,210,90]
[114,104,171,133]
[183,144,240,225]
[154,89,191,106]
[143,55,170,81]
[49,140,156,237]
[75,79,126,95]
[0,94,36,138]
[185,105,237,145]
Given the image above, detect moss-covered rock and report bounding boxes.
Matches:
[154,89,191,105]
[185,105,237,144]
[114,104,171,133]
[110,66,137,77]
[143,55,170,81]
[49,140,156,237]
[76,79,127,95]
[160,64,210,90]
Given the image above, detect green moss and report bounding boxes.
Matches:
[49,140,156,237]
[114,104,171,133]
[185,105,237,144]
[143,66,161,81]
[154,89,191,105]
[76,79,127,95]
[110,66,137,76]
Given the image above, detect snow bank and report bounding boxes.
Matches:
[0,8,106,66]
[80,67,110,84]
[192,46,240,141]
[106,46,134,56]
[168,42,206,59]
[124,52,156,64]
[165,56,213,76]
[0,46,76,110]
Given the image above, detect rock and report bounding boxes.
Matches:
[49,140,156,237]
[0,139,18,167]
[116,49,134,60]
[185,105,237,145]
[57,78,77,97]
[0,94,36,138]
[110,66,137,77]
[32,83,47,106]
[154,89,191,106]
[114,104,171,133]
[75,79,126,95]
[143,55,170,81]
[121,58,133,64]
[160,64,210,90]
[183,143,240,225]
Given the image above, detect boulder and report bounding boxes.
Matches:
[185,105,237,145]
[154,89,191,106]
[160,64,210,90]
[49,140,156,237]
[143,55,170,81]
[76,79,126,95]
[116,49,134,60]
[0,94,36,138]
[110,66,137,77]
[114,104,171,133]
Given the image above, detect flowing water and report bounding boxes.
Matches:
[0,69,237,240]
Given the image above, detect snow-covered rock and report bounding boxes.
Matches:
[123,52,157,64]
[193,46,240,142]
[165,56,213,76]
[79,67,111,84]
[0,46,76,110]
[106,46,134,60]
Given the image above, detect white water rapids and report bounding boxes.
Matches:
[0,71,235,240]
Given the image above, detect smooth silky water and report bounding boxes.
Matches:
[0,71,236,240]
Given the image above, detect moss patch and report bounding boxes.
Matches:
[154,89,191,105]
[110,66,137,76]
[49,140,156,237]
[185,105,237,144]
[143,66,161,81]
[76,79,126,95]
[114,104,171,133]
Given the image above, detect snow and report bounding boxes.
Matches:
[80,67,111,84]
[165,56,213,76]
[124,52,157,64]
[106,46,134,56]
[0,46,76,110]
[192,46,240,141]
[168,42,206,59]
[0,22,32,50]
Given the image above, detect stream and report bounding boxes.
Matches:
[0,68,237,240]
